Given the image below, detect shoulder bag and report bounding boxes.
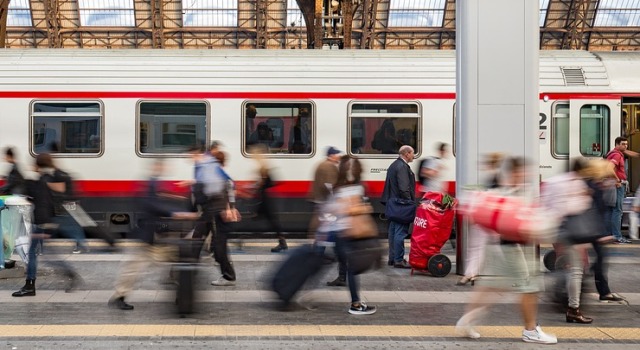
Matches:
[562,206,605,244]
[385,198,417,224]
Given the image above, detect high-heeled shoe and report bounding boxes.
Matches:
[456,276,476,286]
[566,307,593,324]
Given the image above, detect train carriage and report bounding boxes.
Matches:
[0,49,639,235]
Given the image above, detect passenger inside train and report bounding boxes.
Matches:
[288,107,312,154]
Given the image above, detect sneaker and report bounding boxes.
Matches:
[348,302,376,315]
[455,317,481,339]
[72,246,90,254]
[615,238,631,244]
[211,276,236,286]
[327,276,346,287]
[599,293,626,303]
[522,325,557,344]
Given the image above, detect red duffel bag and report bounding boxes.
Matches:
[409,192,457,270]
[460,190,559,244]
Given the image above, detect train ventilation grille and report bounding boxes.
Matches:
[561,68,586,86]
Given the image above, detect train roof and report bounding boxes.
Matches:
[0,49,639,93]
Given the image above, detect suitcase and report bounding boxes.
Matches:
[347,238,383,275]
[175,263,198,316]
[175,239,203,316]
[272,244,324,305]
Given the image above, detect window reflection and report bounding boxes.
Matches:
[32,102,102,155]
[244,102,314,155]
[138,102,208,154]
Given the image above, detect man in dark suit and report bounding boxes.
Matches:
[381,145,416,268]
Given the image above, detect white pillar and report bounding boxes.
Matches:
[455,0,540,275]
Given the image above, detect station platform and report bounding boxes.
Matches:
[1,239,640,349]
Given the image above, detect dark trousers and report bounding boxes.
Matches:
[193,219,215,252]
[592,241,611,296]
[212,212,235,281]
[335,236,359,303]
[196,199,235,281]
[258,193,283,239]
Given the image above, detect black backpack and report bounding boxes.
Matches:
[416,157,429,185]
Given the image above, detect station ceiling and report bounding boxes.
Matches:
[1,0,639,50]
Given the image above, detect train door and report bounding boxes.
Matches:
[623,99,640,192]
[569,99,620,161]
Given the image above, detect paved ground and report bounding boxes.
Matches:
[1,238,640,349]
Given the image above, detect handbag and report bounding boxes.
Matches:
[384,198,417,224]
[221,204,241,223]
[562,206,604,244]
[346,238,383,275]
[338,194,378,239]
[345,212,378,239]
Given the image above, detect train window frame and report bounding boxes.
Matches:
[241,100,316,159]
[579,104,610,158]
[29,100,105,158]
[135,100,211,157]
[551,101,569,160]
[347,101,422,158]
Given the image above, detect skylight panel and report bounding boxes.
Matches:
[388,0,447,27]
[540,0,550,27]
[594,0,640,27]
[7,0,32,27]
[287,0,304,27]
[182,0,238,27]
[78,0,135,27]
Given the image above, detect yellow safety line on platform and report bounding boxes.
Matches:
[0,325,638,340]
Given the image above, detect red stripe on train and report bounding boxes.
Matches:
[40,180,455,198]
[0,91,456,99]
[0,91,633,100]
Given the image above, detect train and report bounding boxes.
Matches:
[1,49,640,236]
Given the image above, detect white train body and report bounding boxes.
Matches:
[0,49,638,234]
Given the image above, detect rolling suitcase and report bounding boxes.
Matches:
[175,263,198,316]
[175,238,203,316]
[272,244,324,305]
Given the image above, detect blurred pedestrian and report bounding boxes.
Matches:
[0,146,25,195]
[381,145,415,269]
[456,157,557,344]
[457,152,504,286]
[12,154,82,297]
[308,146,341,236]
[542,158,596,324]
[321,155,376,314]
[581,159,626,303]
[418,142,449,195]
[184,144,239,287]
[248,144,287,253]
[109,159,197,310]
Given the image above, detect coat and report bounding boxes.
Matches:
[310,159,339,203]
[381,157,416,204]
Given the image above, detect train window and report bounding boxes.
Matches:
[31,101,103,155]
[243,102,314,156]
[552,103,569,158]
[580,104,610,157]
[138,102,208,155]
[348,102,420,155]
